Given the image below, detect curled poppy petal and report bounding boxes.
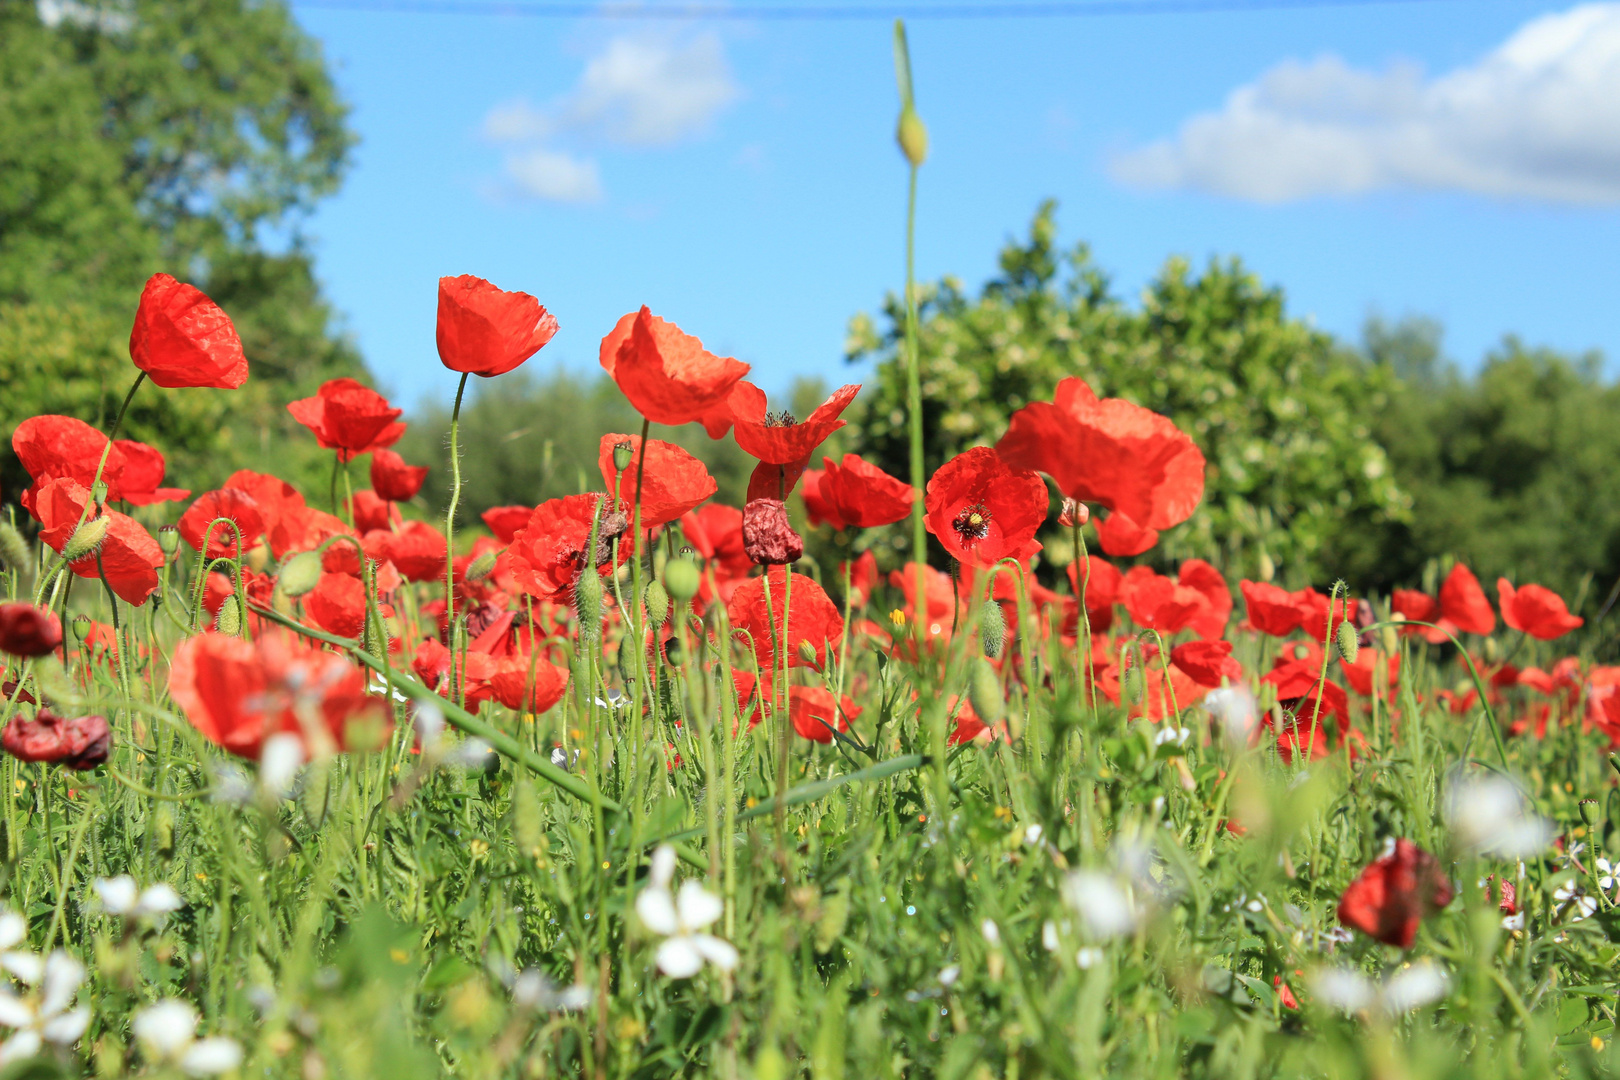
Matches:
[923,447,1047,568]
[1439,564,1495,636]
[370,449,428,503]
[598,434,718,528]
[304,572,368,639]
[112,440,189,506]
[1240,580,1306,638]
[730,382,860,466]
[224,470,305,541]
[799,469,844,530]
[128,273,247,390]
[2,711,109,770]
[488,656,571,714]
[1499,578,1583,640]
[1119,566,1210,635]
[482,506,533,545]
[288,379,405,463]
[787,685,860,744]
[1096,509,1158,557]
[387,520,448,583]
[1170,639,1242,688]
[1178,559,1232,640]
[437,275,558,378]
[818,454,913,529]
[611,308,750,426]
[12,415,126,512]
[508,495,627,601]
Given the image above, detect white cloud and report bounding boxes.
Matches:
[482,31,739,204]
[1110,3,1620,204]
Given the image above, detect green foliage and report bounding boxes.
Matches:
[844,202,1409,583]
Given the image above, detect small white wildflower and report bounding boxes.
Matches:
[1597,858,1616,894]
[1501,912,1525,931]
[1061,871,1137,939]
[510,970,593,1012]
[1310,968,1376,1014]
[1074,947,1103,969]
[938,965,960,987]
[412,703,446,751]
[0,951,89,1066]
[1041,920,1059,952]
[131,1000,242,1077]
[1309,960,1450,1016]
[635,846,738,978]
[93,876,183,921]
[979,919,1000,947]
[1204,685,1257,745]
[1023,824,1043,846]
[1444,772,1554,857]
[1154,726,1190,747]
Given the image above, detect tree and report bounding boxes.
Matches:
[844,202,1408,584]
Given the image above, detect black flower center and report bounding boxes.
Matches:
[952,504,992,544]
[763,409,798,428]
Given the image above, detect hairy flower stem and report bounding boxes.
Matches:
[443,371,471,657]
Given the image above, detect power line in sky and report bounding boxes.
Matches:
[290,0,1468,19]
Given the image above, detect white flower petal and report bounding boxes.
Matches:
[674,881,723,931]
[133,999,198,1058]
[181,1037,243,1076]
[1380,961,1449,1014]
[1060,871,1136,939]
[1444,773,1553,857]
[980,919,1000,946]
[0,914,25,954]
[137,884,183,917]
[39,952,83,1016]
[635,887,680,937]
[648,845,677,890]
[41,1006,89,1046]
[94,876,139,916]
[258,734,306,799]
[1041,920,1060,952]
[0,1030,42,1067]
[1310,968,1377,1013]
[2,953,44,986]
[692,934,739,972]
[0,991,35,1029]
[654,936,705,979]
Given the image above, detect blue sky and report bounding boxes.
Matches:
[287,0,1620,412]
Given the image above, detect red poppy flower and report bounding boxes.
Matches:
[947,696,992,746]
[267,505,349,562]
[436,274,558,378]
[350,490,401,535]
[481,506,533,545]
[177,489,265,560]
[12,415,126,512]
[488,656,570,714]
[224,470,304,537]
[996,376,1205,530]
[1096,510,1158,557]
[598,434,717,528]
[0,604,62,658]
[202,570,275,616]
[1498,578,1583,640]
[1336,839,1453,949]
[1068,556,1123,633]
[1178,560,1232,640]
[728,382,860,466]
[386,520,448,583]
[1391,588,1440,637]
[288,379,405,462]
[508,494,625,601]
[609,307,750,426]
[304,572,368,639]
[816,454,913,529]
[923,447,1046,568]
[1296,588,1358,644]
[128,273,248,390]
[31,478,164,604]
[1,711,109,770]
[888,562,956,640]
[1342,651,1400,697]
[841,550,878,607]
[800,468,842,529]
[1439,563,1495,636]
[742,498,803,566]
[168,630,384,758]
[370,449,428,503]
[746,458,811,502]
[1096,658,1204,721]
[111,440,189,505]
[1262,656,1348,724]
[681,504,749,572]
[726,567,843,672]
[1171,640,1242,688]
[1240,580,1306,638]
[787,685,861,743]
[1120,566,1210,635]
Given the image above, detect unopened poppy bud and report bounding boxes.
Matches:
[1579,798,1601,828]
[214,600,241,636]
[616,639,639,685]
[612,440,634,472]
[157,524,180,557]
[1335,621,1359,664]
[979,601,1006,659]
[465,549,498,583]
[897,106,928,167]
[798,641,819,667]
[575,570,603,640]
[969,658,1005,726]
[61,516,108,561]
[71,615,91,642]
[662,559,700,602]
[277,551,323,598]
[1123,661,1145,704]
[1058,499,1089,529]
[643,581,670,628]
[1257,549,1275,583]
[0,523,32,576]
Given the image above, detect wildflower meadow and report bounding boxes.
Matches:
[1,24,1619,1080]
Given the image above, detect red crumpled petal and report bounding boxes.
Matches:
[437,274,557,378]
[611,307,749,426]
[597,434,717,528]
[128,273,247,390]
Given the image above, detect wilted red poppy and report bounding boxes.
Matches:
[0,604,62,658]
[1096,510,1158,557]
[482,506,533,545]
[178,489,266,560]
[1240,580,1306,638]
[598,434,717,528]
[1499,578,1583,640]
[728,382,860,466]
[128,273,248,390]
[370,449,428,503]
[488,656,570,714]
[1170,640,1241,688]
[288,379,405,462]
[386,520,448,583]
[787,685,861,743]
[168,630,384,758]
[436,275,558,378]
[351,490,401,534]
[742,498,803,566]
[1068,556,1123,633]
[726,567,843,672]
[303,572,368,639]
[31,478,164,604]
[12,415,126,512]
[841,550,879,607]
[816,454,913,529]
[924,447,1046,568]
[1120,566,1209,635]
[111,440,189,505]
[1336,838,1453,949]
[609,307,749,426]
[1,711,109,770]
[996,376,1205,530]
[508,494,626,601]
[1178,560,1231,640]
[1439,563,1495,636]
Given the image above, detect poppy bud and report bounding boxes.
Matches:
[969,658,1005,726]
[277,551,323,598]
[1335,621,1359,664]
[643,581,670,628]
[575,569,603,640]
[1123,661,1145,704]
[0,604,63,659]
[1058,499,1089,529]
[897,106,928,167]
[1579,798,1601,828]
[1258,549,1275,583]
[662,636,685,667]
[61,516,108,562]
[662,559,700,602]
[214,600,241,637]
[742,498,803,566]
[798,641,819,667]
[616,639,639,685]
[0,523,32,576]
[91,481,108,505]
[979,601,1005,659]
[612,440,634,473]
[465,549,498,583]
[157,525,181,557]
[71,615,91,642]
